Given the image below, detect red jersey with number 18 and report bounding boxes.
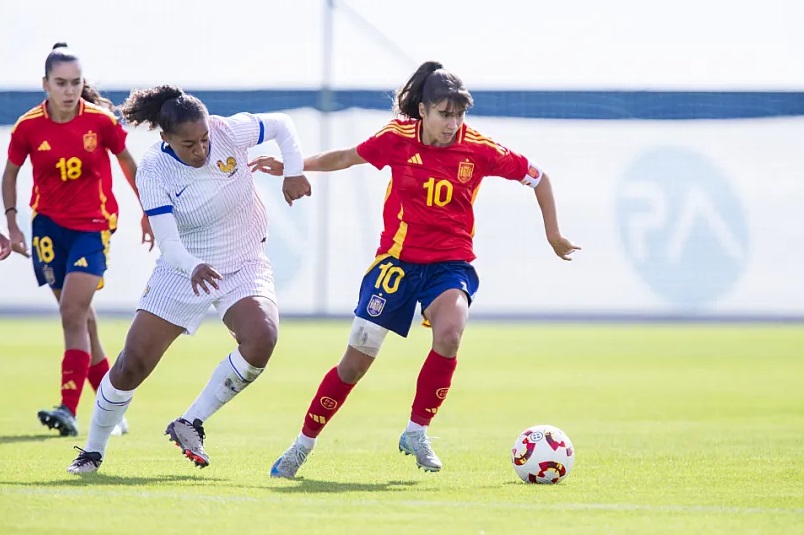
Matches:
[356,119,532,263]
[7,99,128,232]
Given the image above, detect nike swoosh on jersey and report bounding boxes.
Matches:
[175,185,189,197]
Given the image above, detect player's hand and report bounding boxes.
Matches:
[282,175,312,206]
[248,156,284,177]
[190,263,222,296]
[8,227,30,258]
[140,213,155,252]
[0,234,11,261]
[548,234,581,261]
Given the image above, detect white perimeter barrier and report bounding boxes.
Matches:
[1,109,802,319]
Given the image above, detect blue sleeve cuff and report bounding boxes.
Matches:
[257,117,265,145]
[144,205,173,216]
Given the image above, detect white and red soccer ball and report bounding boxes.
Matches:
[511,424,575,484]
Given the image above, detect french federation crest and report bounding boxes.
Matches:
[366,294,386,317]
[83,131,98,152]
[457,160,474,183]
[217,156,238,176]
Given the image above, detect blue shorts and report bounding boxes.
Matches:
[31,214,111,290]
[354,255,480,337]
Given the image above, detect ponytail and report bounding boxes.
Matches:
[120,85,207,133]
[393,61,472,119]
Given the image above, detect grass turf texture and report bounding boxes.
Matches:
[0,318,802,534]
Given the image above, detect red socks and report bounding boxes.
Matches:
[61,349,91,415]
[411,349,457,426]
[87,358,110,391]
[302,367,356,438]
[300,350,457,438]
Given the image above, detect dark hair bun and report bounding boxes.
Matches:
[52,42,69,50]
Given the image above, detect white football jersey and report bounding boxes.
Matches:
[137,113,302,274]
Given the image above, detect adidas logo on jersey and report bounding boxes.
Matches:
[73,257,88,268]
[407,153,422,165]
[37,141,51,151]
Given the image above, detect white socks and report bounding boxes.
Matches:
[182,348,264,424]
[296,433,317,449]
[85,373,134,457]
[406,421,427,433]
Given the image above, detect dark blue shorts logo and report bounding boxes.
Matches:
[367,294,386,317]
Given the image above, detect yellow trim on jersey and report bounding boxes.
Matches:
[387,206,408,258]
[469,184,482,238]
[364,253,392,275]
[98,181,117,231]
[11,106,45,133]
[31,186,41,212]
[84,101,119,125]
[464,133,507,154]
[96,229,112,290]
[384,178,393,201]
[375,121,416,139]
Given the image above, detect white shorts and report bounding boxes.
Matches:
[138,255,277,335]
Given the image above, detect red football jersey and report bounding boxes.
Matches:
[357,119,531,263]
[7,99,128,232]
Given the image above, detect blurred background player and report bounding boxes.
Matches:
[67,85,311,474]
[1,43,154,437]
[251,60,580,478]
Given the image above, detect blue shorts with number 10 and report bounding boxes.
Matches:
[354,254,480,337]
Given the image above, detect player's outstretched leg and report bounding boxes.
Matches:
[398,428,442,472]
[65,372,134,475]
[38,405,79,437]
[67,446,103,474]
[270,365,357,479]
[398,348,458,472]
[270,435,315,479]
[165,418,209,468]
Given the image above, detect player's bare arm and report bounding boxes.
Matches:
[1,161,29,257]
[281,174,312,206]
[534,173,580,261]
[250,147,366,175]
[116,148,154,251]
[0,232,10,260]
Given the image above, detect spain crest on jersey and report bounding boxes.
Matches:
[457,160,474,183]
[83,131,98,152]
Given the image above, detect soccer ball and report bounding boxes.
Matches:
[511,424,575,484]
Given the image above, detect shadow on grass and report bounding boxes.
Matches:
[0,473,227,487]
[0,434,66,445]
[269,478,420,494]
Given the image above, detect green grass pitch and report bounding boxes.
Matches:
[0,318,802,534]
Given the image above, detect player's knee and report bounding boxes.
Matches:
[337,350,374,384]
[110,349,149,390]
[59,300,89,331]
[347,317,388,359]
[238,325,278,368]
[433,325,464,357]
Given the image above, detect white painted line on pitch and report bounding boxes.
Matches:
[2,486,802,515]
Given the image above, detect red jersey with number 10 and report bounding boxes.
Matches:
[7,99,128,232]
[356,119,531,263]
